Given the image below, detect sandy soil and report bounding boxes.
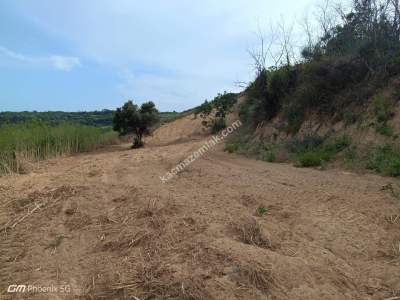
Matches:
[1,131,400,299]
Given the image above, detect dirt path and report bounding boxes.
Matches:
[1,137,400,299]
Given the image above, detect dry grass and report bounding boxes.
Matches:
[65,213,92,231]
[46,234,65,250]
[230,217,271,248]
[391,240,400,258]
[229,260,272,293]
[137,199,159,218]
[98,230,153,253]
[83,258,213,300]
[386,215,400,225]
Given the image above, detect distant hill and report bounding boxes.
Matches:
[0,110,179,127]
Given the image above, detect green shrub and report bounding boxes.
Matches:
[330,135,352,152]
[256,206,268,216]
[261,150,276,162]
[210,118,226,134]
[376,123,394,136]
[225,144,238,153]
[296,150,332,167]
[366,144,400,177]
[373,96,393,123]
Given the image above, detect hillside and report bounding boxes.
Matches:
[200,0,400,178]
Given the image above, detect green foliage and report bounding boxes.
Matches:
[113,100,159,148]
[366,144,400,177]
[0,120,118,175]
[224,143,238,153]
[296,150,331,167]
[256,206,268,216]
[376,123,395,136]
[0,110,115,127]
[261,150,276,162]
[0,110,178,129]
[194,100,213,118]
[210,118,226,134]
[285,135,325,154]
[196,92,237,132]
[329,135,352,152]
[290,134,352,168]
[371,96,396,136]
[244,67,298,125]
[242,0,400,132]
[373,97,393,123]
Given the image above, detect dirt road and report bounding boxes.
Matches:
[1,137,400,299]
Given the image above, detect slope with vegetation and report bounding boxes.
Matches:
[224,0,400,177]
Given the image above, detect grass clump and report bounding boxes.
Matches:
[256,206,268,216]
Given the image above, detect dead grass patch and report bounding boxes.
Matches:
[386,215,400,225]
[98,230,153,253]
[45,234,65,250]
[96,214,119,225]
[65,213,92,231]
[83,259,213,300]
[230,217,271,248]
[391,240,400,258]
[12,197,34,211]
[229,261,272,294]
[137,199,159,218]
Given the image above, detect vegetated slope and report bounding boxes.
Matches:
[0,128,399,299]
[221,0,400,176]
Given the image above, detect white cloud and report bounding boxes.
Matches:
[0,46,80,71]
[49,55,80,71]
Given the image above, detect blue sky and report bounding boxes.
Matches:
[0,0,318,112]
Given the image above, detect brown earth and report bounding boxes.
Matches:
[1,118,400,299]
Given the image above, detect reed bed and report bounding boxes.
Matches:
[0,120,119,175]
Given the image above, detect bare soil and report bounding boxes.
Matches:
[1,131,400,299]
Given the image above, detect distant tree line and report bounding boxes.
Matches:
[0,110,179,128]
[0,110,115,127]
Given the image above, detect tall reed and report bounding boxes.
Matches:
[0,120,118,175]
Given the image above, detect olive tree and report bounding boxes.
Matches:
[113,100,159,148]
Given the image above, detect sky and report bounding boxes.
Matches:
[0,0,318,112]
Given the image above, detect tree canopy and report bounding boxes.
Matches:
[113,100,159,148]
